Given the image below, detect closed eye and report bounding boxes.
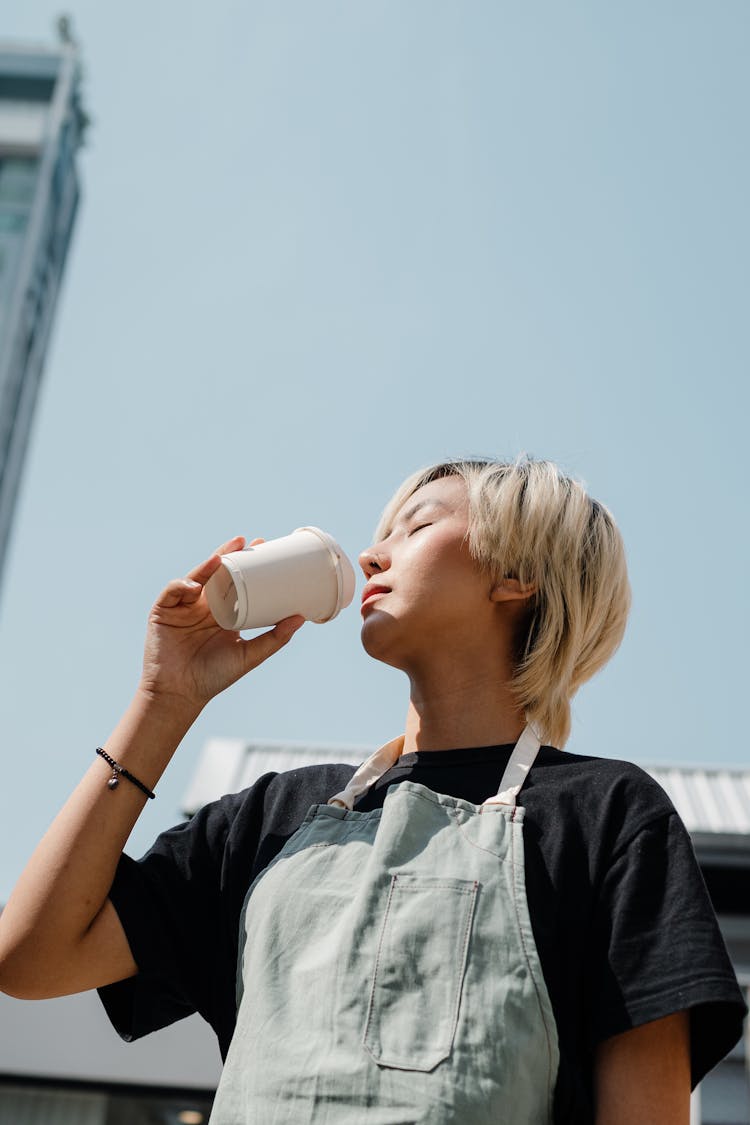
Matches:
[408,523,431,536]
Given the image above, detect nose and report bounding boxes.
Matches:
[358,544,390,578]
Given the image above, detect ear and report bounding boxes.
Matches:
[490,577,537,604]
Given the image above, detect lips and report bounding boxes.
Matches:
[361,584,391,607]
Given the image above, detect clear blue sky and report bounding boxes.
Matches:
[1,2,748,899]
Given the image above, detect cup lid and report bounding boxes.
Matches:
[293,527,356,621]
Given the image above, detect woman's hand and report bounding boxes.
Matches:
[0,535,305,1001]
[139,536,305,712]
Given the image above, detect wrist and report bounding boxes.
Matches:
[101,688,203,793]
[135,681,205,723]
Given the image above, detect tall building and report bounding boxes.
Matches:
[0,36,87,590]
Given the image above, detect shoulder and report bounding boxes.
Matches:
[527,747,676,847]
[133,760,358,873]
[535,745,673,800]
[204,760,359,849]
[524,750,746,1077]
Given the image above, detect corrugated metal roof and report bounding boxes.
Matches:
[181,738,367,817]
[183,738,750,837]
[648,766,750,836]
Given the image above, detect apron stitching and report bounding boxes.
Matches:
[510,819,556,1116]
[361,875,479,1070]
[387,881,477,894]
[394,785,455,810]
[449,804,512,859]
[362,873,398,1055]
[451,879,479,1051]
[392,783,507,818]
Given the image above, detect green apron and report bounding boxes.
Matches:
[210,724,559,1124]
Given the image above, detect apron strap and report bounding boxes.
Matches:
[328,736,405,810]
[482,723,542,808]
[329,723,542,812]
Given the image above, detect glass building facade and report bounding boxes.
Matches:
[0,40,86,591]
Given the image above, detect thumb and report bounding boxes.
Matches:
[238,615,305,670]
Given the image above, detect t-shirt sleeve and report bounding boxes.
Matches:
[97,779,272,1054]
[97,761,356,1056]
[588,807,747,1086]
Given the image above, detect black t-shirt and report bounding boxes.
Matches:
[99,744,746,1124]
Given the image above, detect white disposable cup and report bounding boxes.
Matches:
[205,527,356,630]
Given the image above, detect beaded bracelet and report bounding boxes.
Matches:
[95,747,156,799]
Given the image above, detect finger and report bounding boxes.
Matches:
[275,614,306,640]
[248,538,265,547]
[186,536,245,585]
[154,578,203,609]
[238,615,305,670]
[215,535,246,556]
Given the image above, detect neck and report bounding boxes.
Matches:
[402,658,526,754]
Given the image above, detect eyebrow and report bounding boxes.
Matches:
[399,497,447,524]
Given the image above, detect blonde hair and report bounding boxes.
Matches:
[375,457,631,748]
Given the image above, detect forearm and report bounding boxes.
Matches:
[0,689,200,996]
[0,540,303,1000]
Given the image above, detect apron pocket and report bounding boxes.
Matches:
[363,874,478,1072]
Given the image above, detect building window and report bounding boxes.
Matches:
[0,157,38,208]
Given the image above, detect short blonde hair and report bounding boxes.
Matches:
[375,457,631,748]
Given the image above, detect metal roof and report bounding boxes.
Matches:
[181,738,368,817]
[182,738,750,839]
[649,765,750,837]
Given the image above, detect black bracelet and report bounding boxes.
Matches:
[95,747,156,799]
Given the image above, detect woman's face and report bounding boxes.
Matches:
[359,475,498,671]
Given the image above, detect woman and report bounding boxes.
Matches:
[0,457,744,1124]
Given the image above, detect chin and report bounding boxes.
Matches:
[360,612,411,670]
